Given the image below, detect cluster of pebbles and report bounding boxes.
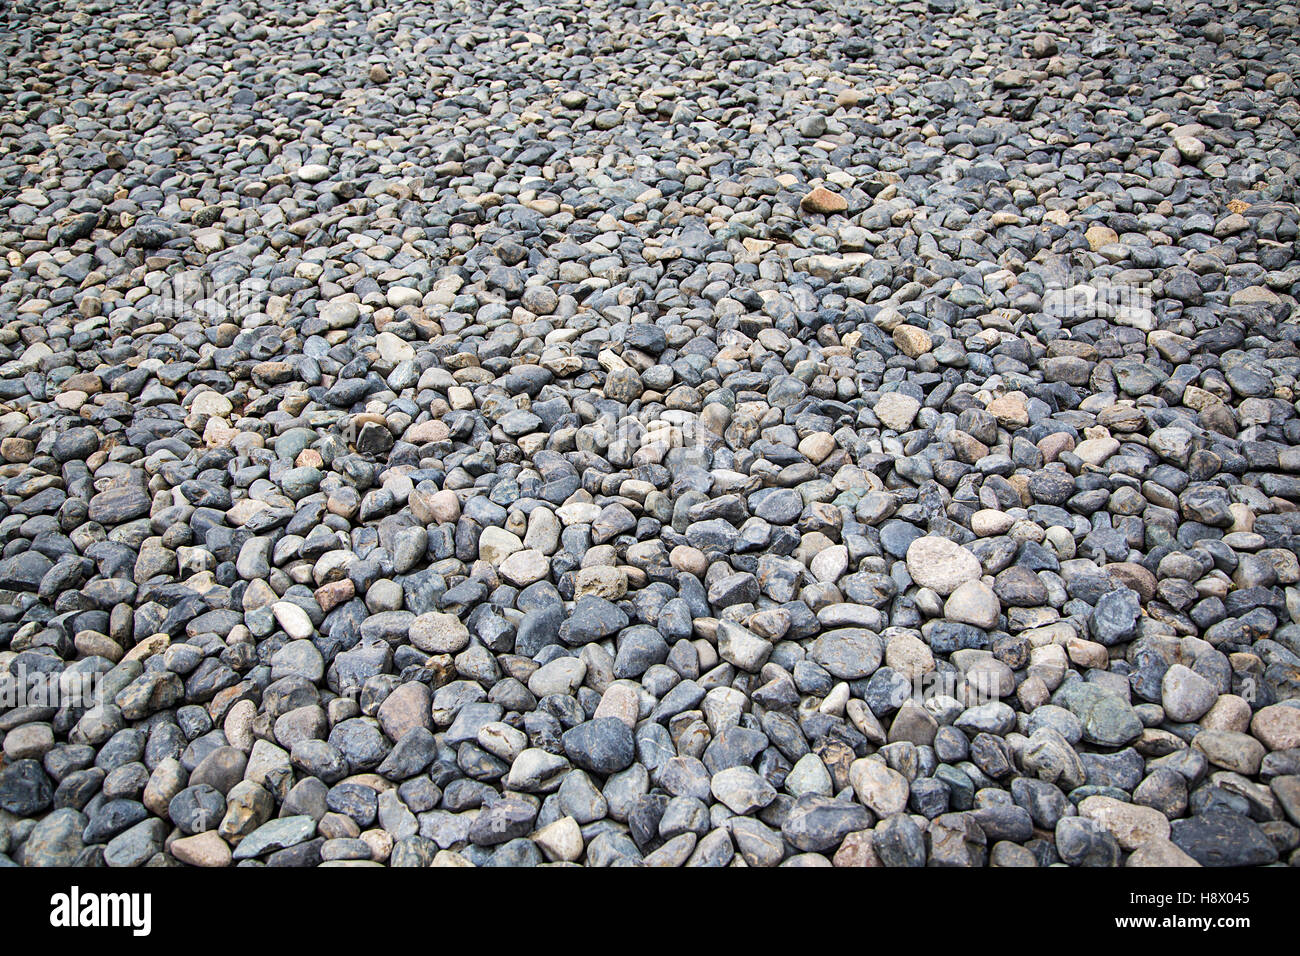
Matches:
[2,0,1300,868]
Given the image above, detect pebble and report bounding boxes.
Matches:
[944,580,1002,630]
[1078,795,1171,851]
[1161,665,1218,723]
[170,831,233,868]
[1171,811,1279,867]
[231,816,318,861]
[907,537,982,596]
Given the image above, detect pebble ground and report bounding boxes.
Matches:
[1,0,1300,867]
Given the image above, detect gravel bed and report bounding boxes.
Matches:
[1,0,1300,867]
